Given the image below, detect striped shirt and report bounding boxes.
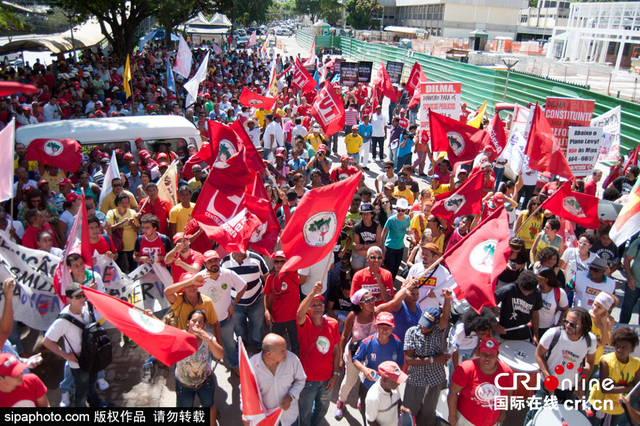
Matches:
[221,252,269,306]
[344,108,359,127]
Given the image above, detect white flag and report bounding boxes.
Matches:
[593,105,622,162]
[304,37,316,67]
[97,150,121,213]
[502,128,528,176]
[0,119,14,202]
[184,51,210,107]
[173,35,193,79]
[157,161,178,206]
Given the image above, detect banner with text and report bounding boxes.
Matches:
[386,61,404,85]
[567,126,603,177]
[340,62,359,87]
[357,61,373,83]
[592,106,622,163]
[544,97,595,153]
[419,82,461,129]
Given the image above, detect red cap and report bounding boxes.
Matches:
[124,153,134,160]
[114,149,123,155]
[105,98,111,103]
[317,144,327,152]
[493,193,505,204]
[172,232,185,243]
[203,250,220,261]
[179,272,194,282]
[156,152,168,159]
[100,152,109,159]
[313,294,325,301]
[135,137,143,143]
[95,110,104,117]
[65,192,81,203]
[376,311,395,327]
[0,353,28,377]
[479,338,499,355]
[139,150,151,160]
[378,361,408,384]
[272,250,286,259]
[37,179,48,188]
[158,161,169,168]
[59,178,73,186]
[340,154,350,162]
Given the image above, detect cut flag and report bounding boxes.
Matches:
[539,181,600,229]
[280,172,361,273]
[82,286,198,366]
[407,68,428,110]
[26,138,82,173]
[405,62,426,96]
[157,161,178,206]
[239,88,277,110]
[372,62,398,103]
[429,110,486,169]
[442,207,511,313]
[0,119,14,202]
[431,171,485,224]
[525,102,575,182]
[303,37,316,67]
[184,51,210,107]
[267,63,278,97]
[53,190,92,305]
[124,54,132,100]
[603,145,638,190]
[247,31,257,48]
[239,338,282,426]
[292,58,317,92]
[482,114,508,162]
[610,178,640,246]
[310,80,345,137]
[230,120,266,173]
[208,120,241,169]
[97,150,121,213]
[247,173,280,257]
[560,218,579,251]
[467,101,487,129]
[174,34,193,79]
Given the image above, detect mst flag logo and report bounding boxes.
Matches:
[562,197,586,218]
[447,132,465,156]
[214,139,238,169]
[469,239,498,273]
[44,140,63,156]
[128,309,165,334]
[250,222,268,243]
[303,212,337,246]
[444,194,466,214]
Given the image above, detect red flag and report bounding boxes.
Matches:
[280,172,361,273]
[482,114,508,162]
[525,102,575,182]
[372,62,398,102]
[407,70,427,110]
[431,171,485,223]
[540,181,600,229]
[405,62,427,96]
[370,85,380,111]
[230,119,266,174]
[82,287,198,366]
[310,80,345,137]
[246,31,257,48]
[239,88,277,110]
[239,339,282,426]
[429,110,486,169]
[604,145,639,189]
[560,218,579,251]
[292,58,317,92]
[247,173,281,257]
[442,207,511,313]
[208,120,243,169]
[53,191,92,304]
[26,138,82,172]
[303,37,316,67]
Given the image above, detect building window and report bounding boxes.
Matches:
[521,15,529,23]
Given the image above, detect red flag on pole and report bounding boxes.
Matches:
[239,88,277,110]
[560,218,579,251]
[407,68,428,111]
[246,31,257,48]
[539,181,600,229]
[525,102,575,182]
[239,339,282,426]
[230,119,266,174]
[310,80,345,137]
[292,58,317,92]
[372,62,398,102]
[429,110,486,169]
[280,172,361,273]
[208,120,242,169]
[82,286,198,366]
[303,37,316,67]
[26,138,82,172]
[442,207,511,313]
[482,114,508,162]
[431,171,485,223]
[53,190,92,304]
[247,173,281,257]
[405,62,427,96]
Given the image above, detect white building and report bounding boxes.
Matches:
[377,0,527,39]
[548,1,640,71]
[517,1,571,41]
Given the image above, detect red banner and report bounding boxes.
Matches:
[310,80,345,137]
[239,88,277,110]
[405,62,427,96]
[544,97,595,152]
[26,138,82,172]
[292,58,317,92]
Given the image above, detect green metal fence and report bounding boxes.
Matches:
[296,31,640,153]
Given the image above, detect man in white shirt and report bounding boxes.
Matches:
[298,252,332,297]
[262,114,279,159]
[366,361,409,426]
[291,118,307,141]
[249,334,307,426]
[198,250,247,373]
[518,161,539,209]
[570,257,615,308]
[407,243,456,309]
[370,105,387,162]
[244,119,261,148]
[42,96,61,122]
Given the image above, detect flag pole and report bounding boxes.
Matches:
[512,181,568,235]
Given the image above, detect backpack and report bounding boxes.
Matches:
[449,299,471,326]
[60,303,113,374]
[553,287,561,313]
[544,326,591,362]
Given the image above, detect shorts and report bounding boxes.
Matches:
[350,252,369,270]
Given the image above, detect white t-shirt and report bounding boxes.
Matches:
[539,327,597,390]
[0,219,25,244]
[561,248,598,283]
[13,180,37,197]
[263,122,278,150]
[59,210,76,239]
[538,288,569,329]
[365,379,401,426]
[298,252,332,296]
[407,262,456,309]
[376,173,398,188]
[44,304,91,369]
[371,113,387,137]
[521,163,538,186]
[448,321,478,351]
[198,268,247,321]
[572,271,616,308]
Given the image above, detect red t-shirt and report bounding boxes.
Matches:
[399,117,409,129]
[451,358,513,426]
[361,105,373,118]
[170,249,204,282]
[263,271,300,323]
[297,315,340,382]
[584,180,597,196]
[134,233,173,266]
[22,223,59,250]
[139,198,172,236]
[91,234,117,255]
[459,110,470,124]
[542,181,558,196]
[1,373,47,407]
[350,268,395,305]
[330,166,359,182]
[297,105,311,117]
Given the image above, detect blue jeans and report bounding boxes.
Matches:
[219,317,239,368]
[70,367,100,407]
[348,152,360,164]
[298,379,332,426]
[61,362,105,394]
[395,153,412,173]
[234,294,265,353]
[620,282,640,324]
[494,167,505,191]
[448,347,475,383]
[10,321,23,354]
[518,184,536,210]
[175,375,216,407]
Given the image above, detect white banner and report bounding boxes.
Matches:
[157,161,178,206]
[173,35,193,79]
[567,126,604,177]
[0,233,172,331]
[501,128,528,176]
[592,106,622,162]
[184,51,210,107]
[419,82,461,131]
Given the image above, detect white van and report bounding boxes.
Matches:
[15,115,203,158]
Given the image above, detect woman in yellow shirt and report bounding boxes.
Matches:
[106,192,140,273]
[513,196,544,263]
[590,292,617,368]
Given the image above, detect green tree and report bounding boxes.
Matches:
[320,0,341,26]
[154,0,216,46]
[346,0,382,30]
[295,0,322,22]
[0,7,24,30]
[216,0,273,26]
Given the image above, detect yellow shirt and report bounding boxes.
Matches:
[344,134,363,154]
[306,134,326,152]
[410,214,428,241]
[392,187,415,205]
[516,210,544,250]
[99,190,139,214]
[170,293,218,331]
[42,170,67,193]
[187,177,202,191]
[589,352,640,415]
[432,184,450,196]
[169,203,195,232]
[14,159,38,172]
[106,208,139,252]
[255,109,266,127]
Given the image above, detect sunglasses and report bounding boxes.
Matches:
[399,179,407,182]
[530,203,540,207]
[274,259,285,264]
[362,296,377,304]
[589,267,604,272]
[381,201,389,205]
[563,319,578,328]
[384,166,391,170]
[369,256,383,260]
[112,183,123,187]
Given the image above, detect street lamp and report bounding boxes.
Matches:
[61,9,78,62]
[502,57,519,102]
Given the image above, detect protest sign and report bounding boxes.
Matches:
[334,58,342,75]
[340,62,359,87]
[592,105,622,162]
[419,82,461,128]
[544,97,595,153]
[566,126,603,177]
[386,61,404,85]
[357,61,373,83]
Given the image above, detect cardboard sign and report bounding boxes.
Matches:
[419,82,461,128]
[386,61,404,85]
[340,62,359,87]
[566,126,604,177]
